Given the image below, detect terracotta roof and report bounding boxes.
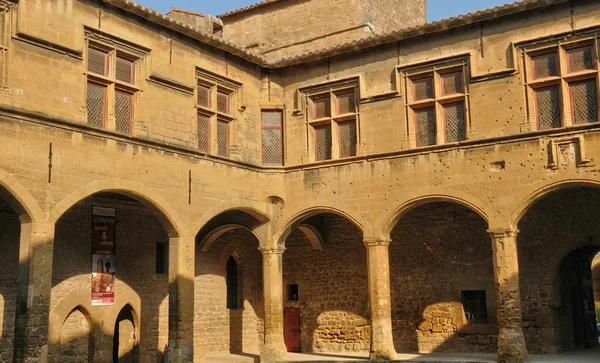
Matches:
[168,7,205,17]
[219,0,292,18]
[269,0,570,67]
[102,0,266,65]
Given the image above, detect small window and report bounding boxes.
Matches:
[532,53,558,79]
[535,86,561,129]
[443,102,466,143]
[336,91,355,115]
[197,114,210,153]
[216,120,229,157]
[287,284,299,301]
[198,84,211,108]
[156,242,168,275]
[88,48,108,76]
[315,124,332,161]
[313,96,331,119]
[461,290,488,324]
[217,90,230,114]
[226,256,239,309]
[261,110,283,166]
[115,90,132,135]
[338,121,357,158]
[567,46,594,73]
[415,107,436,146]
[570,79,598,124]
[87,82,106,128]
[441,72,463,96]
[413,77,434,100]
[116,57,134,84]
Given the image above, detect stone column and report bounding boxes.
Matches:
[14,222,55,363]
[364,238,397,361]
[489,229,528,363]
[259,246,287,363]
[167,235,195,363]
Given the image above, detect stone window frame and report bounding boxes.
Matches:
[195,68,242,158]
[84,30,146,136]
[523,36,599,131]
[402,59,471,148]
[300,78,361,162]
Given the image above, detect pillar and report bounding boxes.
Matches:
[259,246,287,363]
[364,238,397,361]
[489,229,528,363]
[168,235,195,362]
[14,222,55,363]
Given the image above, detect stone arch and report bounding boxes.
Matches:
[192,199,271,236]
[48,179,186,237]
[0,167,43,223]
[274,203,365,247]
[377,193,490,240]
[48,288,94,346]
[113,304,138,362]
[100,290,142,337]
[58,306,94,362]
[198,224,262,252]
[510,179,600,227]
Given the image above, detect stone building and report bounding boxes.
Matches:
[2,0,600,362]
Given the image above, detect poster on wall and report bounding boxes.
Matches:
[92,207,116,306]
[91,254,116,305]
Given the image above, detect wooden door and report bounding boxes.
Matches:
[284,307,301,352]
[567,248,599,349]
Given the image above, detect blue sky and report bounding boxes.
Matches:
[134,0,514,21]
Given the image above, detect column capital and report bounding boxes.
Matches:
[363,237,391,247]
[258,246,286,255]
[487,228,519,239]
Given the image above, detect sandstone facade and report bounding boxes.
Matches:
[1,0,600,362]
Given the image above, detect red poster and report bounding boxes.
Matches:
[92,207,116,306]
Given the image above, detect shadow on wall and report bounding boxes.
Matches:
[389,202,497,355]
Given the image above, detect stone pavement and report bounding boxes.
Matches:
[202,348,600,363]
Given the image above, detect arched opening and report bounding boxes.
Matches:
[388,201,495,354]
[281,212,369,356]
[195,209,267,361]
[226,256,239,310]
[113,304,137,362]
[51,191,175,361]
[0,186,26,362]
[60,307,92,362]
[517,186,600,355]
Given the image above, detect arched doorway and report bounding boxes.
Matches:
[51,191,177,361]
[388,201,495,354]
[279,211,368,355]
[60,307,92,362]
[517,186,600,354]
[560,247,599,350]
[113,305,137,362]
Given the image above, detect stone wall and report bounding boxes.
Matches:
[0,197,19,363]
[283,214,369,353]
[194,229,264,361]
[52,198,170,362]
[59,309,90,362]
[518,187,600,354]
[389,202,496,354]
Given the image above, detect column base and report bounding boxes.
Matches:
[369,347,397,362]
[168,339,194,363]
[260,343,287,363]
[498,327,528,363]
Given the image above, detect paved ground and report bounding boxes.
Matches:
[202,348,600,362]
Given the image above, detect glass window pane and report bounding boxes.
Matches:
[571,79,598,124]
[535,86,561,129]
[197,114,210,153]
[86,82,105,128]
[568,47,594,72]
[88,48,107,75]
[217,91,229,114]
[337,92,356,114]
[217,120,229,157]
[262,111,282,127]
[413,77,434,100]
[198,84,210,108]
[313,97,331,119]
[532,53,558,79]
[415,107,436,146]
[115,91,132,135]
[444,102,466,143]
[262,128,283,165]
[116,58,133,84]
[339,121,357,158]
[315,124,332,161]
[442,72,463,95]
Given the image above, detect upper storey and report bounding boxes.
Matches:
[218,0,427,62]
[4,0,600,171]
